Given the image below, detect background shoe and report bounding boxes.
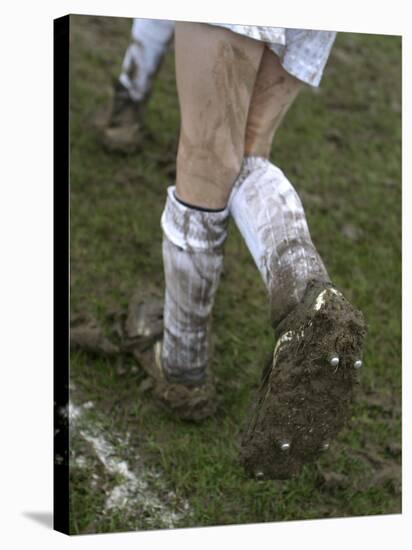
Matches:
[240,280,367,480]
[101,80,146,154]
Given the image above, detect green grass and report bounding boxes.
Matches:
[68,16,401,535]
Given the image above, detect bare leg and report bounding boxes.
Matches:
[174,22,264,209]
[244,47,302,158]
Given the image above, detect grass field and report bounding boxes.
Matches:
[68,15,402,535]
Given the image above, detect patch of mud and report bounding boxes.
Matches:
[69,400,190,530]
[317,442,401,501]
[371,465,402,496]
[360,388,401,418]
[70,320,119,356]
[318,471,350,492]
[341,223,363,242]
[70,289,163,358]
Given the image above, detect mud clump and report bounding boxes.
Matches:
[70,319,120,356]
[70,289,164,358]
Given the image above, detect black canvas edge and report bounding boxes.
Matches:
[53,14,70,536]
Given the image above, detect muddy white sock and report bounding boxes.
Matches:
[160,186,229,385]
[119,19,175,102]
[229,156,330,326]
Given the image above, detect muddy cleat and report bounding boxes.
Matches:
[101,80,145,154]
[240,280,367,480]
[133,340,217,422]
[126,292,217,421]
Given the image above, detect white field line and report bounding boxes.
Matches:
[69,401,190,528]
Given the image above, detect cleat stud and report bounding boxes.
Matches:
[329,356,339,367]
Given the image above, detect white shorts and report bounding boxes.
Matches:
[211,24,337,87]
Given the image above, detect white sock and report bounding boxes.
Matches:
[160,186,229,384]
[229,156,330,325]
[119,19,175,102]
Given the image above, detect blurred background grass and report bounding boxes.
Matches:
[68,15,401,534]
